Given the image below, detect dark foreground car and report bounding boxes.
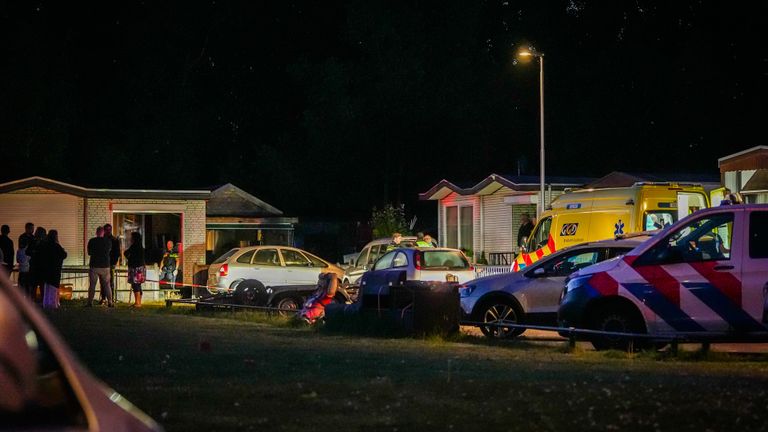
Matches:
[0,271,162,431]
[459,236,651,339]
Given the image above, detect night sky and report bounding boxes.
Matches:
[1,1,764,221]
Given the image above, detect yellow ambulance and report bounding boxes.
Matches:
[512,182,710,271]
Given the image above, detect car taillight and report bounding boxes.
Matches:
[469,264,475,271]
[414,252,422,270]
[218,263,229,277]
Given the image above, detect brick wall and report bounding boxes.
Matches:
[85,198,206,284]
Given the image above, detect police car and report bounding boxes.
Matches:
[559,204,768,350]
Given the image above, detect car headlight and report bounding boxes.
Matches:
[458,284,476,298]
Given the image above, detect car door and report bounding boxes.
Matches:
[361,250,397,294]
[630,210,751,334]
[347,246,371,283]
[250,248,286,286]
[523,248,606,315]
[280,248,316,285]
[742,210,768,329]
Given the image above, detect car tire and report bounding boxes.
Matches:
[275,296,301,316]
[476,299,525,339]
[589,305,647,351]
[234,280,264,306]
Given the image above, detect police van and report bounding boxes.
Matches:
[558,204,768,350]
[513,183,709,271]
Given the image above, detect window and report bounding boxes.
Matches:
[606,247,634,259]
[750,212,768,258]
[281,249,311,267]
[236,250,256,263]
[356,247,370,267]
[644,211,675,231]
[253,248,280,266]
[422,251,470,270]
[638,213,734,265]
[446,206,458,248]
[392,251,408,268]
[445,205,473,250]
[527,216,553,251]
[368,245,386,265]
[212,248,239,264]
[374,251,396,270]
[304,252,328,268]
[535,249,601,277]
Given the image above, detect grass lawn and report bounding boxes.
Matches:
[46,302,768,432]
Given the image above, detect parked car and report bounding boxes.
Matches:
[359,247,475,294]
[559,204,768,350]
[460,237,650,338]
[0,271,161,431]
[343,236,418,287]
[207,246,345,294]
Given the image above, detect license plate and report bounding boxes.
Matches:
[445,274,458,282]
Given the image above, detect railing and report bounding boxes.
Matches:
[488,252,515,266]
[474,265,513,278]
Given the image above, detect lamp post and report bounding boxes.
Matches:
[518,47,545,217]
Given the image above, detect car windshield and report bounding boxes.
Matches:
[212,248,239,264]
[422,251,469,270]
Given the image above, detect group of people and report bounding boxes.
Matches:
[0,222,68,309]
[0,221,164,309]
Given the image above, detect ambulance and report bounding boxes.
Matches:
[513,182,709,271]
[558,204,768,350]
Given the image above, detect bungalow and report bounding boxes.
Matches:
[419,174,591,264]
[0,176,209,300]
[718,145,768,204]
[205,183,298,262]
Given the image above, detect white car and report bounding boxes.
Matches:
[207,246,345,294]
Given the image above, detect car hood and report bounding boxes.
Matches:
[469,269,527,289]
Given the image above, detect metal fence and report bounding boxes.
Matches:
[473,265,513,278]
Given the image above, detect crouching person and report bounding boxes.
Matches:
[300,273,338,324]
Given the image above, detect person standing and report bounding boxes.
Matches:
[18,222,35,258]
[386,232,403,251]
[0,225,13,274]
[26,227,47,302]
[16,237,31,297]
[104,224,121,302]
[87,226,113,307]
[517,214,535,250]
[39,230,67,310]
[158,240,178,288]
[123,232,146,308]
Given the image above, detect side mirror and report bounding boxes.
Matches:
[533,268,546,276]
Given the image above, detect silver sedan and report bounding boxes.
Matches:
[459,237,650,338]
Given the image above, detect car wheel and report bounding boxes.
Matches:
[275,296,301,316]
[477,299,525,339]
[589,305,647,351]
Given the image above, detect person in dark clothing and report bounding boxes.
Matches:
[26,227,47,302]
[39,230,67,309]
[18,223,35,257]
[123,232,146,307]
[87,226,112,307]
[0,225,13,273]
[517,214,535,251]
[158,240,179,288]
[104,224,121,303]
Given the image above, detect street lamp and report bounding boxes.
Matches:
[518,46,546,217]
